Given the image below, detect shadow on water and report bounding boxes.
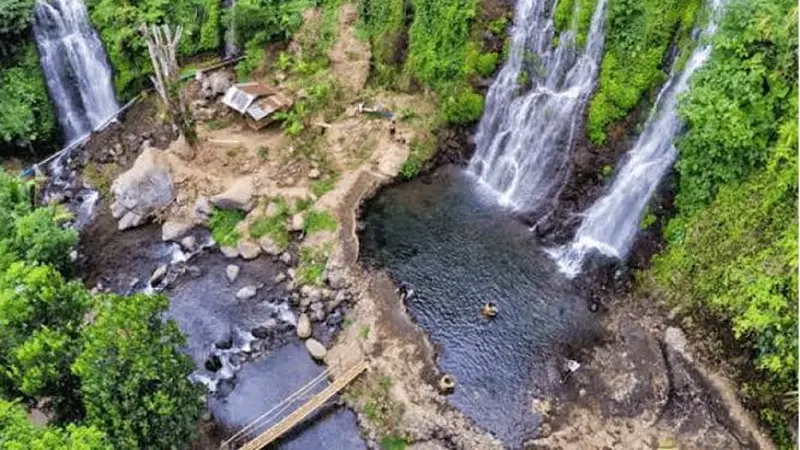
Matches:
[359,165,600,447]
[79,205,366,449]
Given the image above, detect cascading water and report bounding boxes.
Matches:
[553,0,725,277]
[223,0,239,58]
[468,0,607,211]
[32,0,119,145]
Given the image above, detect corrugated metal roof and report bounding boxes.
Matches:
[221,87,256,113]
[238,82,277,97]
[245,92,293,121]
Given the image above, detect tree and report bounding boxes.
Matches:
[0,399,111,449]
[141,23,197,146]
[0,263,90,419]
[0,0,35,58]
[73,293,204,449]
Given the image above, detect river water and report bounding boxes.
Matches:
[360,166,599,447]
[79,206,365,449]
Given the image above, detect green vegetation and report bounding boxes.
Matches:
[249,197,291,250]
[646,0,797,443]
[552,0,599,47]
[303,209,337,235]
[207,207,246,247]
[586,0,702,144]
[0,26,57,153]
[345,372,406,447]
[296,245,329,285]
[358,325,370,340]
[0,170,202,448]
[74,293,204,449]
[400,136,436,179]
[85,0,224,96]
[311,175,337,197]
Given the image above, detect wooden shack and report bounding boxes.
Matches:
[221,82,293,130]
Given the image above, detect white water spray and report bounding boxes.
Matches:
[553,0,725,277]
[469,0,607,211]
[32,0,119,145]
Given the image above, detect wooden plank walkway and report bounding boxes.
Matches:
[232,359,369,450]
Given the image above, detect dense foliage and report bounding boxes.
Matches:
[74,293,204,449]
[0,170,203,449]
[649,0,797,443]
[85,0,224,96]
[586,0,701,144]
[0,399,111,449]
[0,1,57,154]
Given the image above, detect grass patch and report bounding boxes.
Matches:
[208,207,246,247]
[400,136,436,179]
[296,246,330,285]
[82,162,117,199]
[303,209,337,235]
[359,325,370,340]
[345,371,406,445]
[248,198,291,250]
[311,176,337,197]
[205,118,232,130]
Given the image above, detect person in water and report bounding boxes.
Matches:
[481,302,498,318]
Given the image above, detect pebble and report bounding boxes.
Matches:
[236,285,257,300]
[226,265,240,283]
[297,313,312,338]
[274,272,287,283]
[287,213,304,232]
[305,338,327,360]
[308,168,321,179]
[280,252,292,265]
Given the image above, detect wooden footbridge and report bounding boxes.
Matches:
[220,359,369,450]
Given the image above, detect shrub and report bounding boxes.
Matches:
[207,207,245,247]
[440,85,484,125]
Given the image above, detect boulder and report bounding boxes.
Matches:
[226,265,240,283]
[110,147,174,230]
[259,236,281,255]
[201,71,234,99]
[150,264,168,285]
[181,235,197,251]
[195,196,213,224]
[274,272,287,283]
[238,240,262,260]
[305,338,327,360]
[296,313,312,339]
[308,168,321,179]
[265,202,281,218]
[287,213,305,231]
[236,285,257,300]
[210,177,255,212]
[162,220,192,241]
[220,246,239,258]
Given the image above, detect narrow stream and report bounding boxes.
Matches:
[78,205,366,449]
[360,166,599,447]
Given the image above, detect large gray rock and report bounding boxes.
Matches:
[210,177,255,212]
[236,285,257,300]
[162,220,192,241]
[200,70,234,99]
[237,240,262,260]
[110,147,174,230]
[259,236,281,255]
[305,338,327,360]
[296,313,312,339]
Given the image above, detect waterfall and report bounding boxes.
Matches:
[32,0,119,145]
[553,0,725,277]
[223,0,239,58]
[468,0,607,211]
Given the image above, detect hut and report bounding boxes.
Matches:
[221,82,293,130]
